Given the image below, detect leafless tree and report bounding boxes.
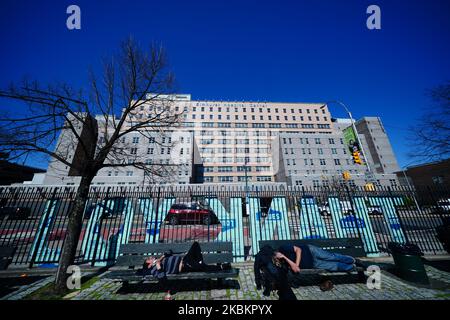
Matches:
[0,38,183,293]
[409,82,450,162]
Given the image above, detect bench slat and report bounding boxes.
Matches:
[259,238,365,257]
[104,269,239,281]
[114,253,233,267]
[119,242,232,255]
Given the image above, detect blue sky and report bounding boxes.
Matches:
[1,0,449,170]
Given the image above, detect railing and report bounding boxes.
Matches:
[0,184,449,266]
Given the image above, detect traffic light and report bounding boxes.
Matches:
[352,151,362,164]
[342,171,351,180]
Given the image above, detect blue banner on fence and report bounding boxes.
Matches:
[351,197,379,256]
[297,196,328,239]
[206,197,245,262]
[80,198,135,266]
[29,199,59,264]
[138,197,175,243]
[248,196,291,255]
[368,196,406,244]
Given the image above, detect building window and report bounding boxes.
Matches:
[132,137,140,143]
[126,171,133,176]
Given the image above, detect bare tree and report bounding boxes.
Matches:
[0,38,183,293]
[409,82,450,162]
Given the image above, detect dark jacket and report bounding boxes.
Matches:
[254,245,297,300]
[254,245,275,289]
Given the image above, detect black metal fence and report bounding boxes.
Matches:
[0,184,449,267]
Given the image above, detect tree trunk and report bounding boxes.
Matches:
[54,175,93,293]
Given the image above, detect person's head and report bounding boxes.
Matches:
[144,256,156,266]
[272,251,283,267]
[319,279,334,292]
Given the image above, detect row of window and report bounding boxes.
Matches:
[203,176,273,183]
[294,179,398,188]
[200,139,270,145]
[284,147,348,156]
[180,122,330,129]
[283,137,344,145]
[188,104,326,115]
[285,158,351,166]
[202,157,270,164]
[187,113,328,122]
[104,136,192,144]
[203,166,270,173]
[200,147,270,154]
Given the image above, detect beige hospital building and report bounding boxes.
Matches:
[27,94,400,188]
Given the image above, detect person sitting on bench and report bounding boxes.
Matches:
[141,241,231,280]
[273,244,358,273]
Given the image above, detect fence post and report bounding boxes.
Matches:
[29,187,58,268]
[388,186,410,244]
[344,185,363,242]
[90,187,110,266]
[301,186,313,238]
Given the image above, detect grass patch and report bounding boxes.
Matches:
[24,275,100,300]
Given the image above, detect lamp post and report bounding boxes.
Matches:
[321,101,374,183]
[244,157,250,216]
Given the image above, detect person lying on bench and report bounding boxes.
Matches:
[140,241,231,280]
[273,244,358,273]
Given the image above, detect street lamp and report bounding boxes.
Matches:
[321,101,374,182]
[244,157,250,216]
[401,162,423,214]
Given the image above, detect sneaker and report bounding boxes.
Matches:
[263,287,271,296]
[354,258,365,268]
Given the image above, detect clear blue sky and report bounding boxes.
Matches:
[1,0,449,170]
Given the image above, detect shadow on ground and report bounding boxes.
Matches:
[115,278,240,295]
[288,273,365,288]
[0,275,47,298]
[423,259,450,273]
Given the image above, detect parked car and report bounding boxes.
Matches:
[84,197,127,220]
[0,206,31,220]
[433,198,450,215]
[367,205,384,215]
[164,202,219,225]
[318,201,354,216]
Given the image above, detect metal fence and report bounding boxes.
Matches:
[0,184,449,267]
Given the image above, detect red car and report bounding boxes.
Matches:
[164,202,219,225]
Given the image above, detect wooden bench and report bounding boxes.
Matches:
[258,238,366,282]
[104,242,239,285]
[0,246,16,270]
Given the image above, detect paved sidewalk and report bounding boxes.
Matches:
[69,262,450,300]
[2,262,450,300]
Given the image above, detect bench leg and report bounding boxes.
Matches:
[357,270,367,283]
[216,278,224,287]
[122,280,129,289]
